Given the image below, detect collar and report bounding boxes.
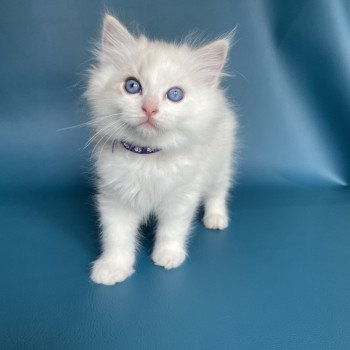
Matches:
[112,140,161,154]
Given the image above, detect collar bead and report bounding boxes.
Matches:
[112,140,161,154]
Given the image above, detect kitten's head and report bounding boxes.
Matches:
[86,15,232,150]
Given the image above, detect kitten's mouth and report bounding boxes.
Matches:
[129,118,160,136]
[138,120,157,129]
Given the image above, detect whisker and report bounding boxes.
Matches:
[93,122,127,162]
[56,113,122,132]
[89,121,126,156]
[83,121,117,150]
[56,120,100,132]
[97,130,116,163]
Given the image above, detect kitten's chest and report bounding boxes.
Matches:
[97,149,197,210]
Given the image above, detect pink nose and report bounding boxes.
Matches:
[142,100,159,118]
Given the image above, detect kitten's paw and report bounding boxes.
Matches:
[90,259,134,285]
[152,247,186,270]
[203,213,228,230]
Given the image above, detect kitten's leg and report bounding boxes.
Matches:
[203,162,232,231]
[152,196,199,269]
[203,192,229,230]
[91,194,142,285]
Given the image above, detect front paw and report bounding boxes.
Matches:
[203,213,228,230]
[152,246,186,270]
[90,258,134,285]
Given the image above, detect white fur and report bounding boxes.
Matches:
[86,15,238,285]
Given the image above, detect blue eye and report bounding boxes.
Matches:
[166,87,184,102]
[124,78,141,94]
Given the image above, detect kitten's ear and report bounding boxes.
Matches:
[101,15,136,58]
[194,39,230,86]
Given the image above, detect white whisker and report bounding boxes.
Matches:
[83,121,118,150]
[94,122,127,162]
[90,121,127,156]
[57,113,123,132]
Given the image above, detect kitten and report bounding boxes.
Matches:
[85,14,238,285]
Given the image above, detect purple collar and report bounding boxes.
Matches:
[112,140,161,154]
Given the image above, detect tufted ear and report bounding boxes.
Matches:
[101,15,136,61]
[194,39,230,86]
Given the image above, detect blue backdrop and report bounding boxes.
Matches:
[1,1,350,349]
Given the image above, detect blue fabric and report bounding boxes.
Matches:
[1,1,350,349]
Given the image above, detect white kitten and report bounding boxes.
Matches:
[85,14,238,285]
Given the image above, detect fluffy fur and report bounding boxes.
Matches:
[85,15,238,285]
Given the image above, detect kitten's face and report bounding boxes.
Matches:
[104,43,199,139]
[86,15,230,149]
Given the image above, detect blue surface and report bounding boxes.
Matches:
[1,0,350,349]
[1,187,350,349]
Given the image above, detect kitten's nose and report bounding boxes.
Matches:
[142,100,159,118]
